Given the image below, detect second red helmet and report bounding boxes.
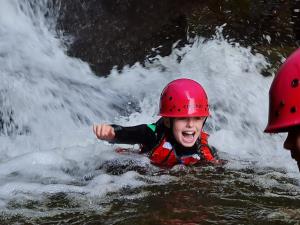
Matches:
[265,48,300,133]
[159,78,209,117]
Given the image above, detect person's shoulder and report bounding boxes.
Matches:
[146,118,165,132]
[200,131,209,145]
[155,117,165,127]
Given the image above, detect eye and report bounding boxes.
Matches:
[194,117,206,121]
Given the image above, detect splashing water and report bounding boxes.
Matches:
[0,0,299,222]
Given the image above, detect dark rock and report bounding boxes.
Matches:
[56,0,199,75]
[187,0,298,47]
[55,0,300,76]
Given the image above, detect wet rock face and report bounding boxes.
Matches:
[188,0,299,46]
[56,0,300,76]
[291,0,300,41]
[56,0,197,75]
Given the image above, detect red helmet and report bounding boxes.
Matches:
[159,78,209,117]
[265,48,300,133]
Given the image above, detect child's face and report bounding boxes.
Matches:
[172,117,206,147]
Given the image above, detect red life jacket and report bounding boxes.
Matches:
[149,132,215,167]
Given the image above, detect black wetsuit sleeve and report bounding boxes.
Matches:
[110,124,157,146]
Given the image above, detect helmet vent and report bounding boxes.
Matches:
[291,79,299,88]
[275,111,280,117]
[291,106,297,113]
[279,101,285,107]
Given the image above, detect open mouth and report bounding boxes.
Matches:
[182,131,196,143]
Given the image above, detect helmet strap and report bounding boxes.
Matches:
[163,117,172,129]
[203,117,207,130]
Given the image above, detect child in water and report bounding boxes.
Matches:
[93,78,218,167]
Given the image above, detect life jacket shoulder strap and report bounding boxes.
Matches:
[149,136,178,167]
[199,132,217,161]
[200,132,209,145]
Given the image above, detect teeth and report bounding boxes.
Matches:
[183,131,194,135]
